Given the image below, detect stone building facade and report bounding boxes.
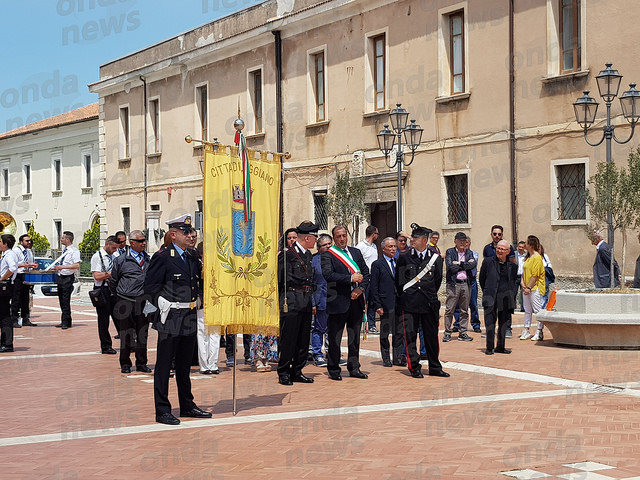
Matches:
[0,104,102,250]
[89,0,640,276]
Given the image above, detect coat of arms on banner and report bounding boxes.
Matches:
[232,184,254,258]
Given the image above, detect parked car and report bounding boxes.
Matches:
[29,257,81,297]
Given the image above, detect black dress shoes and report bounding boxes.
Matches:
[12,322,21,328]
[279,375,293,386]
[349,369,368,379]
[22,320,37,326]
[494,348,512,354]
[410,369,424,378]
[382,359,393,367]
[0,346,14,353]
[292,374,314,383]
[485,349,495,355]
[121,366,131,374]
[181,406,212,418]
[156,413,181,425]
[429,370,451,377]
[102,348,117,355]
[137,365,152,373]
[393,359,408,367]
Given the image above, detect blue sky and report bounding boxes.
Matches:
[0,0,264,134]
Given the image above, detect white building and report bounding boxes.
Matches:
[0,104,102,250]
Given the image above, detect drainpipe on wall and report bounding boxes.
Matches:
[509,0,518,245]
[140,76,149,218]
[273,30,284,235]
[140,76,148,215]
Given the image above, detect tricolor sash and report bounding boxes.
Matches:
[328,246,360,274]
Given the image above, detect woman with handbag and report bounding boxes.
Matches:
[519,235,546,342]
[0,234,18,353]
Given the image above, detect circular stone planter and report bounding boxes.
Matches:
[537,289,640,349]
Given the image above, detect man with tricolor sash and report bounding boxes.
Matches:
[396,224,450,379]
[321,225,370,381]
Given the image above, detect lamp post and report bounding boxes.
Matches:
[573,62,640,287]
[377,104,423,231]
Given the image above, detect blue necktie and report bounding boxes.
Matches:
[390,258,396,277]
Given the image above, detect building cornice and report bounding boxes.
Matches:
[89,0,394,96]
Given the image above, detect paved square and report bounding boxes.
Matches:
[1,293,640,479]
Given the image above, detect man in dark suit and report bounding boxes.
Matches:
[277,221,318,386]
[144,214,212,425]
[479,240,518,355]
[591,231,621,288]
[321,225,370,381]
[369,236,404,367]
[396,224,449,378]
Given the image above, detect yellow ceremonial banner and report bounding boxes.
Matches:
[202,145,281,335]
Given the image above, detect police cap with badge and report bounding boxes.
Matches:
[410,223,432,238]
[403,223,436,293]
[167,214,194,232]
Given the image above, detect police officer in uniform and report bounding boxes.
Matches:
[144,214,212,425]
[277,221,318,386]
[396,224,450,378]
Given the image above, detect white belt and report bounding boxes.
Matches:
[170,301,197,309]
[403,254,438,292]
[157,296,197,324]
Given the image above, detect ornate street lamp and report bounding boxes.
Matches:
[573,63,640,287]
[376,104,423,230]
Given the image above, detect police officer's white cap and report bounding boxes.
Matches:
[166,214,192,229]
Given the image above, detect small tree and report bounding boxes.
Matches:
[326,170,368,242]
[585,147,640,284]
[78,218,100,254]
[27,223,50,253]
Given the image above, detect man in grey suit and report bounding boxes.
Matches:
[590,231,621,288]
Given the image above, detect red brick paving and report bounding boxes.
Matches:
[1,294,640,479]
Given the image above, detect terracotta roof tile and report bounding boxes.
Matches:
[0,103,99,141]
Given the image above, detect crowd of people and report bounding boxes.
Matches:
[2,213,634,425]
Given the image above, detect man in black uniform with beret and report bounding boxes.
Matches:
[144,214,212,425]
[277,221,318,386]
[396,224,449,378]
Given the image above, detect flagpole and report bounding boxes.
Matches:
[232,333,237,416]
